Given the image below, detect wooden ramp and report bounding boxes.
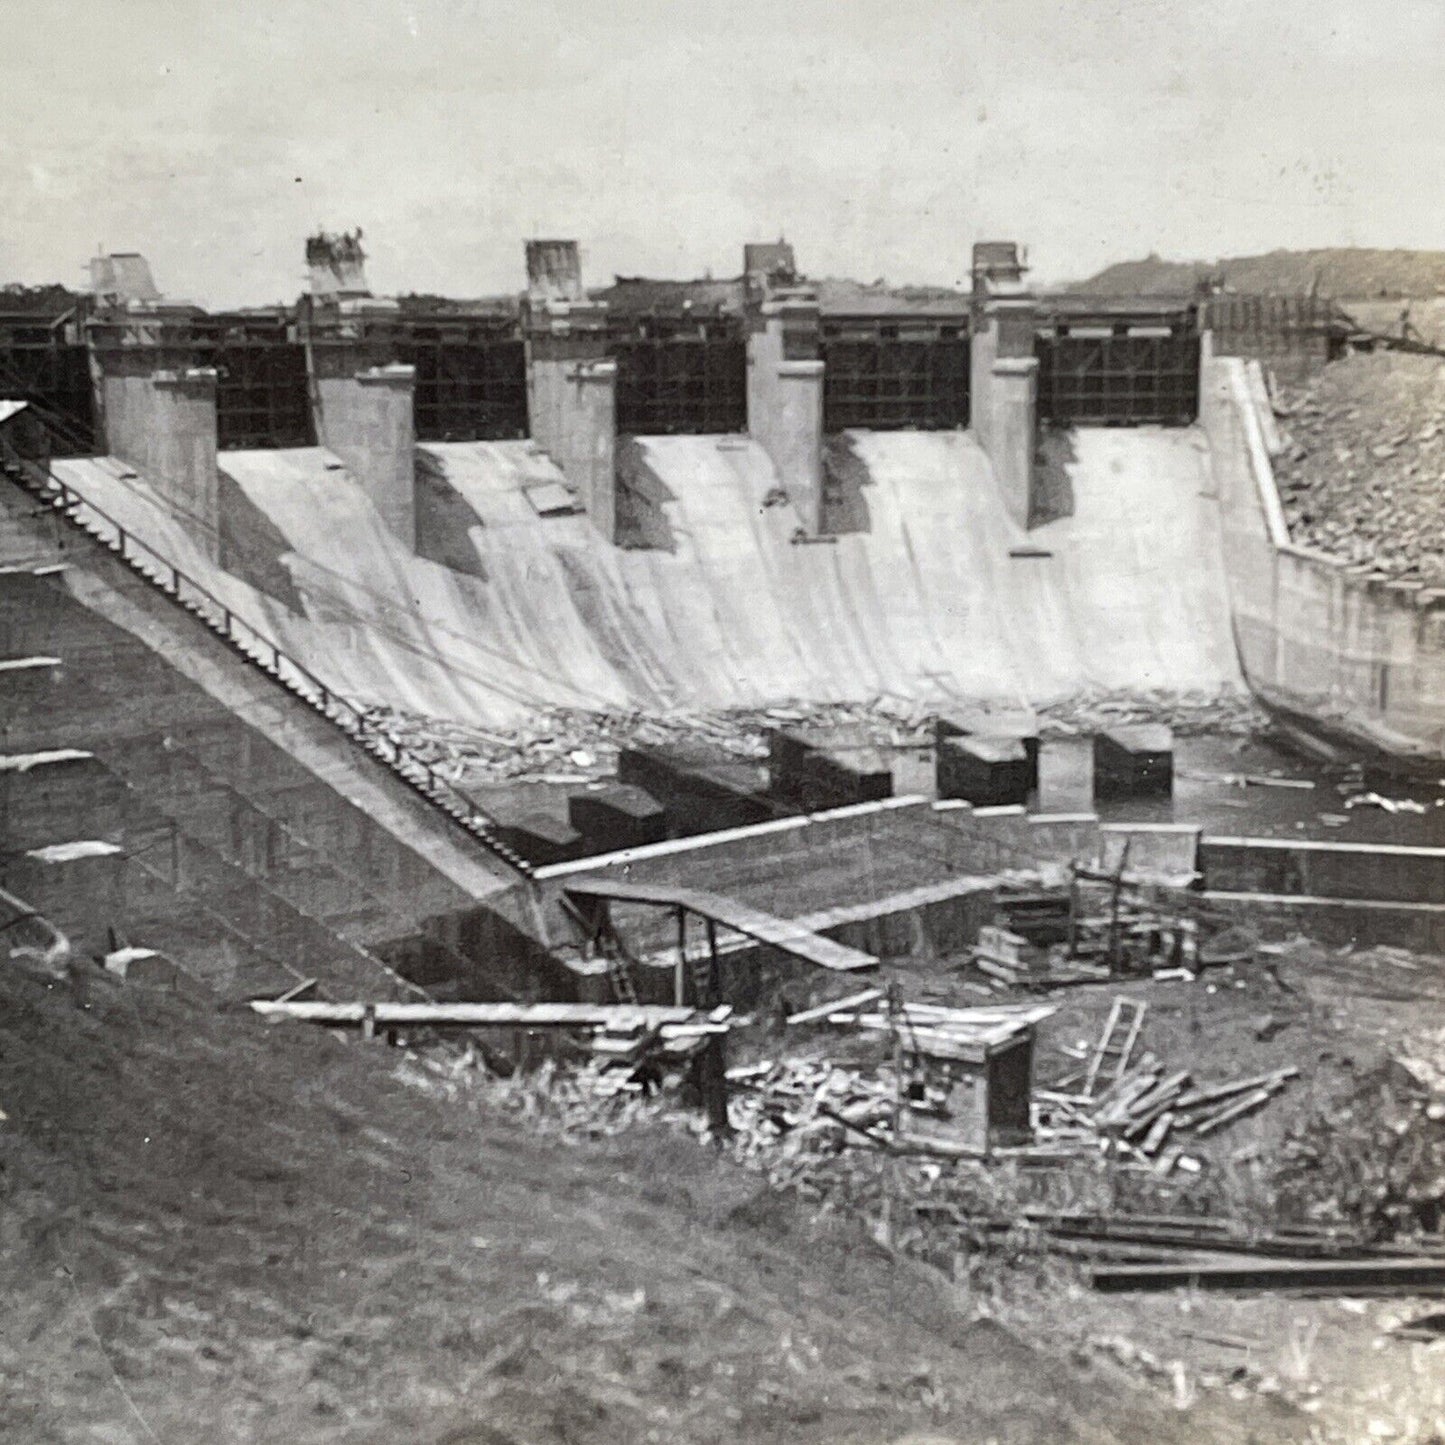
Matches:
[563,877,878,973]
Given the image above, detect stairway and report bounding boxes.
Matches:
[0,434,534,877]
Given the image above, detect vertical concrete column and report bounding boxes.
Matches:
[988,355,1040,529]
[147,368,221,555]
[747,291,825,533]
[90,314,221,559]
[547,357,618,536]
[523,241,618,542]
[313,361,418,548]
[969,242,1039,529]
[969,306,998,458]
[301,230,417,547]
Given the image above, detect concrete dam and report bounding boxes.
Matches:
[2,232,1442,1009]
[4,238,1259,729]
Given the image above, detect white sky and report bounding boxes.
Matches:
[3,0,1442,307]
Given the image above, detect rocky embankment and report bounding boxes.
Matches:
[1274,352,1445,584]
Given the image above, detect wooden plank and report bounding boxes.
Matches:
[786,987,885,1026]
[562,878,877,972]
[1192,1086,1275,1137]
[1092,1255,1445,1295]
[251,1000,713,1028]
[1174,1067,1298,1112]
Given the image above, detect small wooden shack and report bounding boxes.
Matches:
[820,998,1055,1154]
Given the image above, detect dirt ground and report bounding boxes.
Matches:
[0,962,1328,1445]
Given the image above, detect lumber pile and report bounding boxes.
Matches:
[1035,1062,1300,1171]
[970,925,1044,987]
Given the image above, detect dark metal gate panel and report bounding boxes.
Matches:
[821,336,971,431]
[196,339,313,450]
[400,338,528,442]
[1036,328,1199,426]
[0,340,95,454]
[611,337,747,435]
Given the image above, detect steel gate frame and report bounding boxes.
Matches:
[610,333,748,435]
[0,329,96,454]
[1036,325,1199,426]
[192,326,313,450]
[821,332,971,431]
[398,336,529,442]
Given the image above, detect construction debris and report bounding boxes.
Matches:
[363,688,1267,791]
[1035,1022,1300,1170]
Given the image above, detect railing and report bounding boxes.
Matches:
[0,436,535,879]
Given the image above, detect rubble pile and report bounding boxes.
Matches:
[1273,351,1445,582]
[363,688,1266,787]
[1036,690,1266,740]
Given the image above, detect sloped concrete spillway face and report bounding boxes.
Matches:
[50,423,1240,733]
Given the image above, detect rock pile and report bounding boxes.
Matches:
[364,689,1267,788]
[1273,351,1445,583]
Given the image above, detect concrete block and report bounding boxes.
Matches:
[936,735,1031,807]
[0,753,127,853]
[528,357,617,540]
[5,847,126,959]
[988,357,1040,529]
[969,251,1039,530]
[935,708,1040,790]
[568,784,667,852]
[1093,724,1175,800]
[94,349,220,558]
[617,744,772,837]
[496,813,585,868]
[526,240,585,303]
[768,731,893,812]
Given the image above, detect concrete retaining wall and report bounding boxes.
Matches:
[1200,836,1445,906]
[1202,891,1445,953]
[1201,354,1445,765]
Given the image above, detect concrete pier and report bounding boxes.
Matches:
[523,240,618,541]
[935,709,1041,792]
[569,784,668,852]
[768,728,894,811]
[936,735,1032,807]
[970,242,1040,528]
[90,309,220,559]
[1093,724,1175,800]
[313,360,418,547]
[303,239,420,549]
[746,255,825,533]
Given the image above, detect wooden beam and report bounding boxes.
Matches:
[250,1000,723,1029]
[786,986,885,1026]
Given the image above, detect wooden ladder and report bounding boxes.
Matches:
[599,927,640,1005]
[1084,997,1148,1097]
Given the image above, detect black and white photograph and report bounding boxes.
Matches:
[1,2,1443,1440]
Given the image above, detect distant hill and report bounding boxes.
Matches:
[1071,249,1445,300]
